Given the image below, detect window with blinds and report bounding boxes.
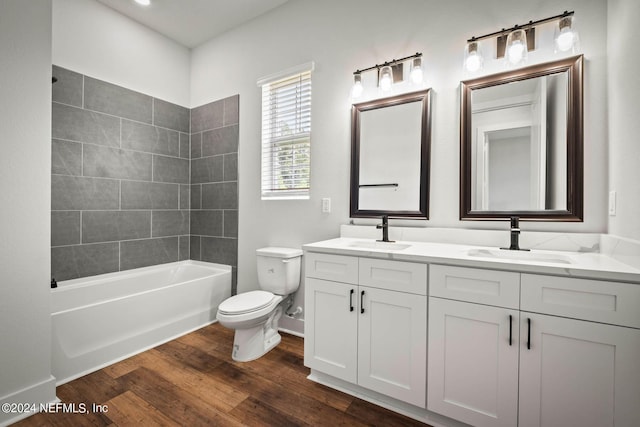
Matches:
[259,64,312,199]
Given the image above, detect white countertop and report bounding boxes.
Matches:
[303,237,640,283]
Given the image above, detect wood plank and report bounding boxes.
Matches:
[153,338,226,372]
[207,361,369,427]
[277,332,305,359]
[346,398,428,427]
[117,366,246,427]
[228,396,302,427]
[105,391,179,426]
[56,370,124,405]
[10,411,112,427]
[102,352,149,379]
[143,347,249,412]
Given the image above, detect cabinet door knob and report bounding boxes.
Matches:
[349,289,354,312]
[509,314,513,346]
[360,290,365,314]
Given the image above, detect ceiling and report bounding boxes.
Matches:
[97,0,290,48]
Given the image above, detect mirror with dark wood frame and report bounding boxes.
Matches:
[350,89,432,218]
[460,55,583,221]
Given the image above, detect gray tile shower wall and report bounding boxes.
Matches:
[189,96,239,293]
[51,65,191,281]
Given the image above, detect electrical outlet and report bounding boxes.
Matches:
[321,197,331,213]
[609,191,616,216]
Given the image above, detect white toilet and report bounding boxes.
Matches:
[216,247,303,362]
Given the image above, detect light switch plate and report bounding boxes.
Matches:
[321,197,331,213]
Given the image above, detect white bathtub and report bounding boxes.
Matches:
[51,260,231,385]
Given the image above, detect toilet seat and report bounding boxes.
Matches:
[218,290,282,317]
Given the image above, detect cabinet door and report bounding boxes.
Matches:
[519,313,640,427]
[357,286,427,408]
[304,278,358,383]
[427,298,519,427]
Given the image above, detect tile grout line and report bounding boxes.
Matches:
[53,100,184,133]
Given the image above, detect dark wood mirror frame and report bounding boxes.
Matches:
[460,55,584,221]
[350,89,432,218]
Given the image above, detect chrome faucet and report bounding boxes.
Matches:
[376,215,394,243]
[501,216,529,251]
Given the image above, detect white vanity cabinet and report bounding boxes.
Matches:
[304,252,427,408]
[518,274,640,427]
[428,265,521,427]
[428,265,640,427]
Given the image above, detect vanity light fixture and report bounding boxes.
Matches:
[134,0,151,6]
[351,52,423,99]
[464,11,575,72]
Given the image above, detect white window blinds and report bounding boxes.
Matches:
[260,64,312,199]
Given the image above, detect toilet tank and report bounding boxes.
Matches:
[256,247,303,295]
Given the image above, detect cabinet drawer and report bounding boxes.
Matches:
[359,258,427,295]
[521,274,640,328]
[430,265,520,309]
[305,252,358,284]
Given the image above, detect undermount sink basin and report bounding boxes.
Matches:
[467,248,574,264]
[348,241,412,251]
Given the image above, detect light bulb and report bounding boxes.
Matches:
[135,0,151,5]
[351,74,363,99]
[505,29,528,66]
[507,41,525,64]
[556,29,574,51]
[379,66,393,91]
[410,57,423,84]
[554,16,578,53]
[464,41,483,73]
[466,54,481,72]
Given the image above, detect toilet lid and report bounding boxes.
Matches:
[218,290,277,315]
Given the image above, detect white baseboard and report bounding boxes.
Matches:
[278,326,304,338]
[0,376,57,427]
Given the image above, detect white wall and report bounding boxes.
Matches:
[52,0,191,106]
[0,1,57,424]
[191,0,609,332]
[608,0,640,241]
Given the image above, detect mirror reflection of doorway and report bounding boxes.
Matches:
[484,126,532,211]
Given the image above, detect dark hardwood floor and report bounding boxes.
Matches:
[15,323,429,426]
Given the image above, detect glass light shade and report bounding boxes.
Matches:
[554,16,579,53]
[464,41,483,73]
[351,74,363,99]
[379,65,393,91]
[410,57,424,84]
[505,29,528,66]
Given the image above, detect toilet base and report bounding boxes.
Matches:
[230,307,283,362]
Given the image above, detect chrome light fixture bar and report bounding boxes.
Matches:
[351,52,423,99]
